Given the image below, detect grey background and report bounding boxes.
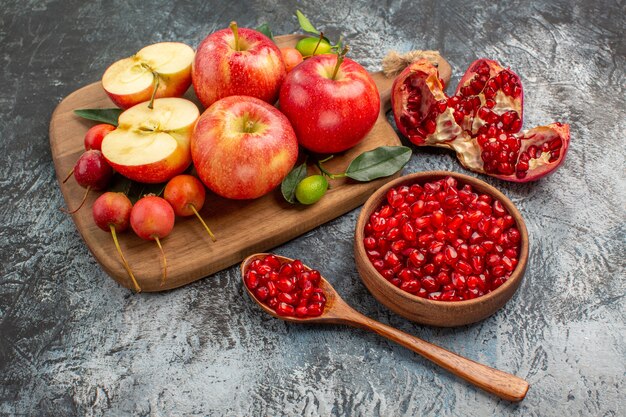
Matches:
[1,0,624,415]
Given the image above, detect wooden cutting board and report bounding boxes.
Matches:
[49,34,448,292]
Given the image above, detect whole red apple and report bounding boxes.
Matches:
[191,95,298,199]
[192,22,286,108]
[279,52,380,153]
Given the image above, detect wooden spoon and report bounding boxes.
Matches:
[241,253,529,402]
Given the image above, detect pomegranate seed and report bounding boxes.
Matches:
[382,269,395,280]
[400,279,420,294]
[278,292,297,305]
[363,237,377,250]
[421,276,439,292]
[487,254,501,267]
[433,252,446,266]
[295,306,308,317]
[292,260,304,273]
[471,255,485,273]
[245,270,259,289]
[276,277,295,293]
[432,210,446,228]
[276,302,295,316]
[425,119,437,134]
[409,250,427,267]
[398,268,413,282]
[255,286,269,301]
[307,303,323,317]
[423,263,436,275]
[267,297,279,309]
[436,271,451,286]
[452,272,467,291]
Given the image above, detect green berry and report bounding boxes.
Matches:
[295,37,332,57]
[295,175,329,205]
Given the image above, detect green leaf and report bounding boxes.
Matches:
[255,22,274,41]
[296,10,320,35]
[106,175,167,204]
[345,146,412,182]
[281,162,308,204]
[74,108,123,126]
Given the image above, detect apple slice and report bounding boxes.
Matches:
[102,42,195,109]
[101,98,199,183]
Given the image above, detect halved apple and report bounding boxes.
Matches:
[101,98,200,183]
[102,42,195,109]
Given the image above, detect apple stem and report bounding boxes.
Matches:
[60,186,90,214]
[155,236,167,286]
[311,32,324,56]
[190,205,217,242]
[147,72,160,109]
[110,224,141,292]
[230,21,240,51]
[62,167,74,184]
[331,45,350,80]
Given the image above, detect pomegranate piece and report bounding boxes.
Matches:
[244,255,327,317]
[364,177,522,301]
[391,58,570,182]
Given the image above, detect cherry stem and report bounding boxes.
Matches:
[230,21,240,51]
[311,32,324,56]
[147,71,160,109]
[60,186,90,214]
[110,224,141,293]
[155,237,167,286]
[190,205,217,242]
[331,45,350,80]
[62,167,74,184]
[316,155,346,179]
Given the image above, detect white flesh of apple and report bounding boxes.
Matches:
[102,98,199,166]
[102,42,194,95]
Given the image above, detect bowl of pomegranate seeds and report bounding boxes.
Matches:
[354,171,528,327]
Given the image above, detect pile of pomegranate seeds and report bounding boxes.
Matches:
[245,255,327,317]
[363,177,521,301]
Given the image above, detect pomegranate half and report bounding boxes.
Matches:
[391,58,570,182]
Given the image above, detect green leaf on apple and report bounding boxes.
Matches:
[296,10,320,35]
[74,108,123,126]
[345,146,412,181]
[255,22,274,41]
[281,162,308,204]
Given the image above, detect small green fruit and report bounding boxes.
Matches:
[295,37,332,57]
[295,175,329,205]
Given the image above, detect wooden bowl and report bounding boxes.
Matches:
[354,171,529,327]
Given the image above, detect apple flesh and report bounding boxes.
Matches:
[102,42,195,109]
[101,98,200,183]
[192,23,286,108]
[191,95,298,199]
[279,54,380,153]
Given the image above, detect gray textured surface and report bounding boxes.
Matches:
[0,0,624,415]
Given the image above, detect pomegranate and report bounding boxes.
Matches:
[391,58,570,182]
[363,177,521,301]
[244,255,327,317]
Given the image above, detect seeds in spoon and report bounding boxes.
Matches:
[245,254,326,317]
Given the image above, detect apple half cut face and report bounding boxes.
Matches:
[102,42,195,109]
[101,98,200,184]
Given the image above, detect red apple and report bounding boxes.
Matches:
[192,22,286,108]
[101,98,200,183]
[279,53,380,153]
[102,42,195,109]
[191,95,298,199]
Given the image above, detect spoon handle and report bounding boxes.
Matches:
[340,310,529,401]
